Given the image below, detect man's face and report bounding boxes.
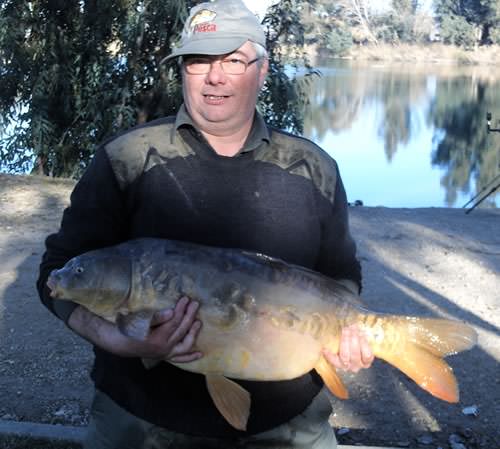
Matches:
[181,41,268,136]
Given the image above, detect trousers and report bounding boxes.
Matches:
[83,388,337,449]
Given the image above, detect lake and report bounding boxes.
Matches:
[301,59,500,209]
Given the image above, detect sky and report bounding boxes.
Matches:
[242,0,279,19]
[242,0,433,18]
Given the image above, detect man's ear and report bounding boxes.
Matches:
[258,58,269,89]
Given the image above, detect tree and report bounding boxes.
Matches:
[298,0,356,55]
[335,0,379,44]
[386,0,419,43]
[0,0,316,177]
[439,13,477,47]
[1,0,189,177]
[476,0,500,44]
[434,0,500,45]
[260,0,318,134]
[325,26,353,56]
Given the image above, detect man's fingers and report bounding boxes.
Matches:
[166,300,200,344]
[169,320,202,357]
[322,348,343,369]
[360,334,374,368]
[150,296,191,327]
[145,297,201,360]
[150,308,174,327]
[169,351,203,363]
[324,325,375,373]
[347,327,362,371]
[171,296,191,323]
[339,326,351,368]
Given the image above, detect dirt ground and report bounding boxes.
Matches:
[0,173,498,449]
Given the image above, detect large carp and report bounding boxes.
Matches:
[47,238,477,430]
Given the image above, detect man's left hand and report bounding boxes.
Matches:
[322,324,374,373]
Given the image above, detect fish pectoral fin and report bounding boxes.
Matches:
[315,355,349,400]
[205,374,251,431]
[116,310,155,340]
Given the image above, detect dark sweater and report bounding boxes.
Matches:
[37,106,361,438]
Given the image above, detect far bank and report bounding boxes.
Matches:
[308,43,500,66]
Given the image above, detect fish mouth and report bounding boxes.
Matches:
[46,274,59,298]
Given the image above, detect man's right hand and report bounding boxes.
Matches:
[67,296,203,363]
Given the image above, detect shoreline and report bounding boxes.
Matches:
[308,43,500,66]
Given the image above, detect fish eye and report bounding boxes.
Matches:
[75,266,84,274]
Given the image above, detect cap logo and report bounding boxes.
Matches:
[189,9,217,35]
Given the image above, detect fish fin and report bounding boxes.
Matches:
[405,318,477,357]
[371,317,477,403]
[314,355,349,400]
[116,310,154,340]
[205,374,251,431]
[381,344,459,402]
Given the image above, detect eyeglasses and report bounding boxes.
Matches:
[183,57,260,75]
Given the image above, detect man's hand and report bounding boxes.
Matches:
[68,296,202,363]
[144,296,203,363]
[322,324,374,373]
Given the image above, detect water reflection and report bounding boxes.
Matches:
[303,60,500,208]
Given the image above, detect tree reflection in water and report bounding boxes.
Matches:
[302,60,500,208]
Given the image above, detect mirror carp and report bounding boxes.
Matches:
[47,238,477,431]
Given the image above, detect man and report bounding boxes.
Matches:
[37,0,373,447]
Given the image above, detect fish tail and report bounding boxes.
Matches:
[362,315,477,402]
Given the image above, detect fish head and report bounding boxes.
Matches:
[47,252,132,315]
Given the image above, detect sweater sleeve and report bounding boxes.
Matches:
[315,161,362,293]
[36,148,128,324]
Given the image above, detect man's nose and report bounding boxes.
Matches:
[205,61,227,84]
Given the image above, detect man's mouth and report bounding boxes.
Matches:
[204,95,229,100]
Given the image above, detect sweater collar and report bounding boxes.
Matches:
[171,104,270,153]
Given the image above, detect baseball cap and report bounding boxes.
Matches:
[162,0,266,63]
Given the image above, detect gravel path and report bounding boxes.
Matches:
[0,173,498,448]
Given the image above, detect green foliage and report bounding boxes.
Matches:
[387,0,418,42]
[490,26,500,44]
[325,27,353,56]
[379,13,414,43]
[371,0,435,44]
[270,0,500,52]
[0,0,190,177]
[0,0,316,177]
[439,14,477,47]
[434,0,500,45]
[259,0,318,134]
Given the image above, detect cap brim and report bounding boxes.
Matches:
[161,36,249,65]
